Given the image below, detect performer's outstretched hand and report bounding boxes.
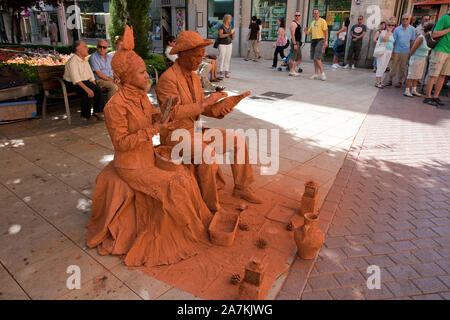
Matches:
[201,92,228,111]
[209,91,251,117]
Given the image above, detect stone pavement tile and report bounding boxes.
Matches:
[430,208,450,218]
[438,275,450,288]
[386,265,420,281]
[389,240,418,252]
[430,217,450,226]
[317,247,347,260]
[345,235,372,246]
[364,255,396,268]
[388,252,421,265]
[366,243,395,255]
[276,291,297,300]
[301,290,333,300]
[411,294,443,300]
[385,280,422,297]
[157,288,201,300]
[342,246,371,258]
[340,257,369,271]
[412,249,443,263]
[410,210,435,220]
[328,287,365,300]
[411,228,439,238]
[359,284,394,300]
[391,212,415,221]
[314,259,345,274]
[57,272,141,300]
[434,237,450,247]
[410,218,437,228]
[369,232,395,243]
[0,264,29,299]
[324,237,348,249]
[412,277,448,294]
[432,226,450,236]
[307,274,340,291]
[440,292,450,300]
[389,220,416,231]
[110,264,172,300]
[411,238,440,249]
[412,262,446,277]
[281,259,313,297]
[334,270,366,287]
[436,247,450,259]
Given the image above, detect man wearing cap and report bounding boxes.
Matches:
[156,31,263,212]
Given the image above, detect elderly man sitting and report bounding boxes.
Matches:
[89,40,118,101]
[63,40,105,120]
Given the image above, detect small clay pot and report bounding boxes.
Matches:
[294,213,324,260]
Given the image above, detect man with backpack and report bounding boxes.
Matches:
[423,13,450,106]
[289,11,303,77]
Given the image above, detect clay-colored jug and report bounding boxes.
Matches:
[294,213,324,260]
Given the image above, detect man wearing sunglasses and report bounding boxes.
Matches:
[387,14,416,88]
[89,40,118,101]
[344,16,367,70]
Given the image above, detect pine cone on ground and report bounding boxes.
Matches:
[238,222,249,231]
[256,238,267,249]
[230,273,241,285]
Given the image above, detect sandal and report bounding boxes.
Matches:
[93,113,105,121]
[384,81,392,87]
[225,72,230,78]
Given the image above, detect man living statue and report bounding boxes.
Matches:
[156,31,263,212]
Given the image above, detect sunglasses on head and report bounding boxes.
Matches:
[98,45,108,49]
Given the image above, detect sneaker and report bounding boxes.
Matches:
[215,86,226,92]
[351,65,356,70]
[423,98,437,106]
[332,64,339,69]
[411,90,422,97]
[343,64,350,69]
[384,81,393,87]
[297,68,303,73]
[270,66,276,69]
[403,90,413,97]
[289,72,300,77]
[310,74,318,80]
[318,73,327,81]
[433,98,445,106]
[375,83,384,89]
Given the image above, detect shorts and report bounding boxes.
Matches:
[407,58,426,80]
[248,40,258,53]
[310,39,325,61]
[333,39,345,57]
[290,41,302,62]
[428,50,450,77]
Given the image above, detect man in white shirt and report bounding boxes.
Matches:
[63,40,105,120]
[415,15,430,36]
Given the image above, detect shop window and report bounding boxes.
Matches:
[207,0,235,39]
[251,0,287,41]
[306,0,351,42]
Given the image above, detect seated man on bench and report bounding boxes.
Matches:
[63,40,105,121]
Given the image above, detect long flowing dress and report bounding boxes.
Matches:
[87,83,213,267]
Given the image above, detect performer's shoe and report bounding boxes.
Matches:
[232,186,264,204]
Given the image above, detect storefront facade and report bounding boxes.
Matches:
[412,0,450,25]
[189,0,415,66]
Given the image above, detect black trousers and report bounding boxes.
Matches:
[64,80,105,119]
[272,46,286,68]
[348,41,362,62]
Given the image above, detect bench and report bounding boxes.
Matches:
[36,65,75,125]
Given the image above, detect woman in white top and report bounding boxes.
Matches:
[332,19,350,69]
[164,36,178,64]
[372,21,387,72]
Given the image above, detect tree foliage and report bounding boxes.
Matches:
[109,0,152,58]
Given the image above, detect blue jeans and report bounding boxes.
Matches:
[333,39,345,57]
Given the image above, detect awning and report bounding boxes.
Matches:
[413,0,450,5]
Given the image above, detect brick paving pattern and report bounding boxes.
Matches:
[278,87,450,300]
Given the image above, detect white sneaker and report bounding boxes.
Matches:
[343,64,350,69]
[332,64,339,69]
[310,74,318,80]
[351,65,356,70]
[289,72,300,77]
[411,89,422,97]
[403,90,413,97]
[319,73,327,81]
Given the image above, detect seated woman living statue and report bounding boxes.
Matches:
[86,26,221,267]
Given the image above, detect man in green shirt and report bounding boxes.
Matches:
[424,13,450,106]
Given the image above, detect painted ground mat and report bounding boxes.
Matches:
[136,189,303,300]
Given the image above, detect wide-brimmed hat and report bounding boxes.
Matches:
[170,31,213,55]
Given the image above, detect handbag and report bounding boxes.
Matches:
[213,38,219,49]
[373,38,386,58]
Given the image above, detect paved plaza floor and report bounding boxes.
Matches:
[0,59,448,299]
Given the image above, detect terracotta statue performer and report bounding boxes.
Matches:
[86,26,213,267]
[156,31,263,212]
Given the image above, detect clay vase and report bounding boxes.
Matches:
[294,213,325,260]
